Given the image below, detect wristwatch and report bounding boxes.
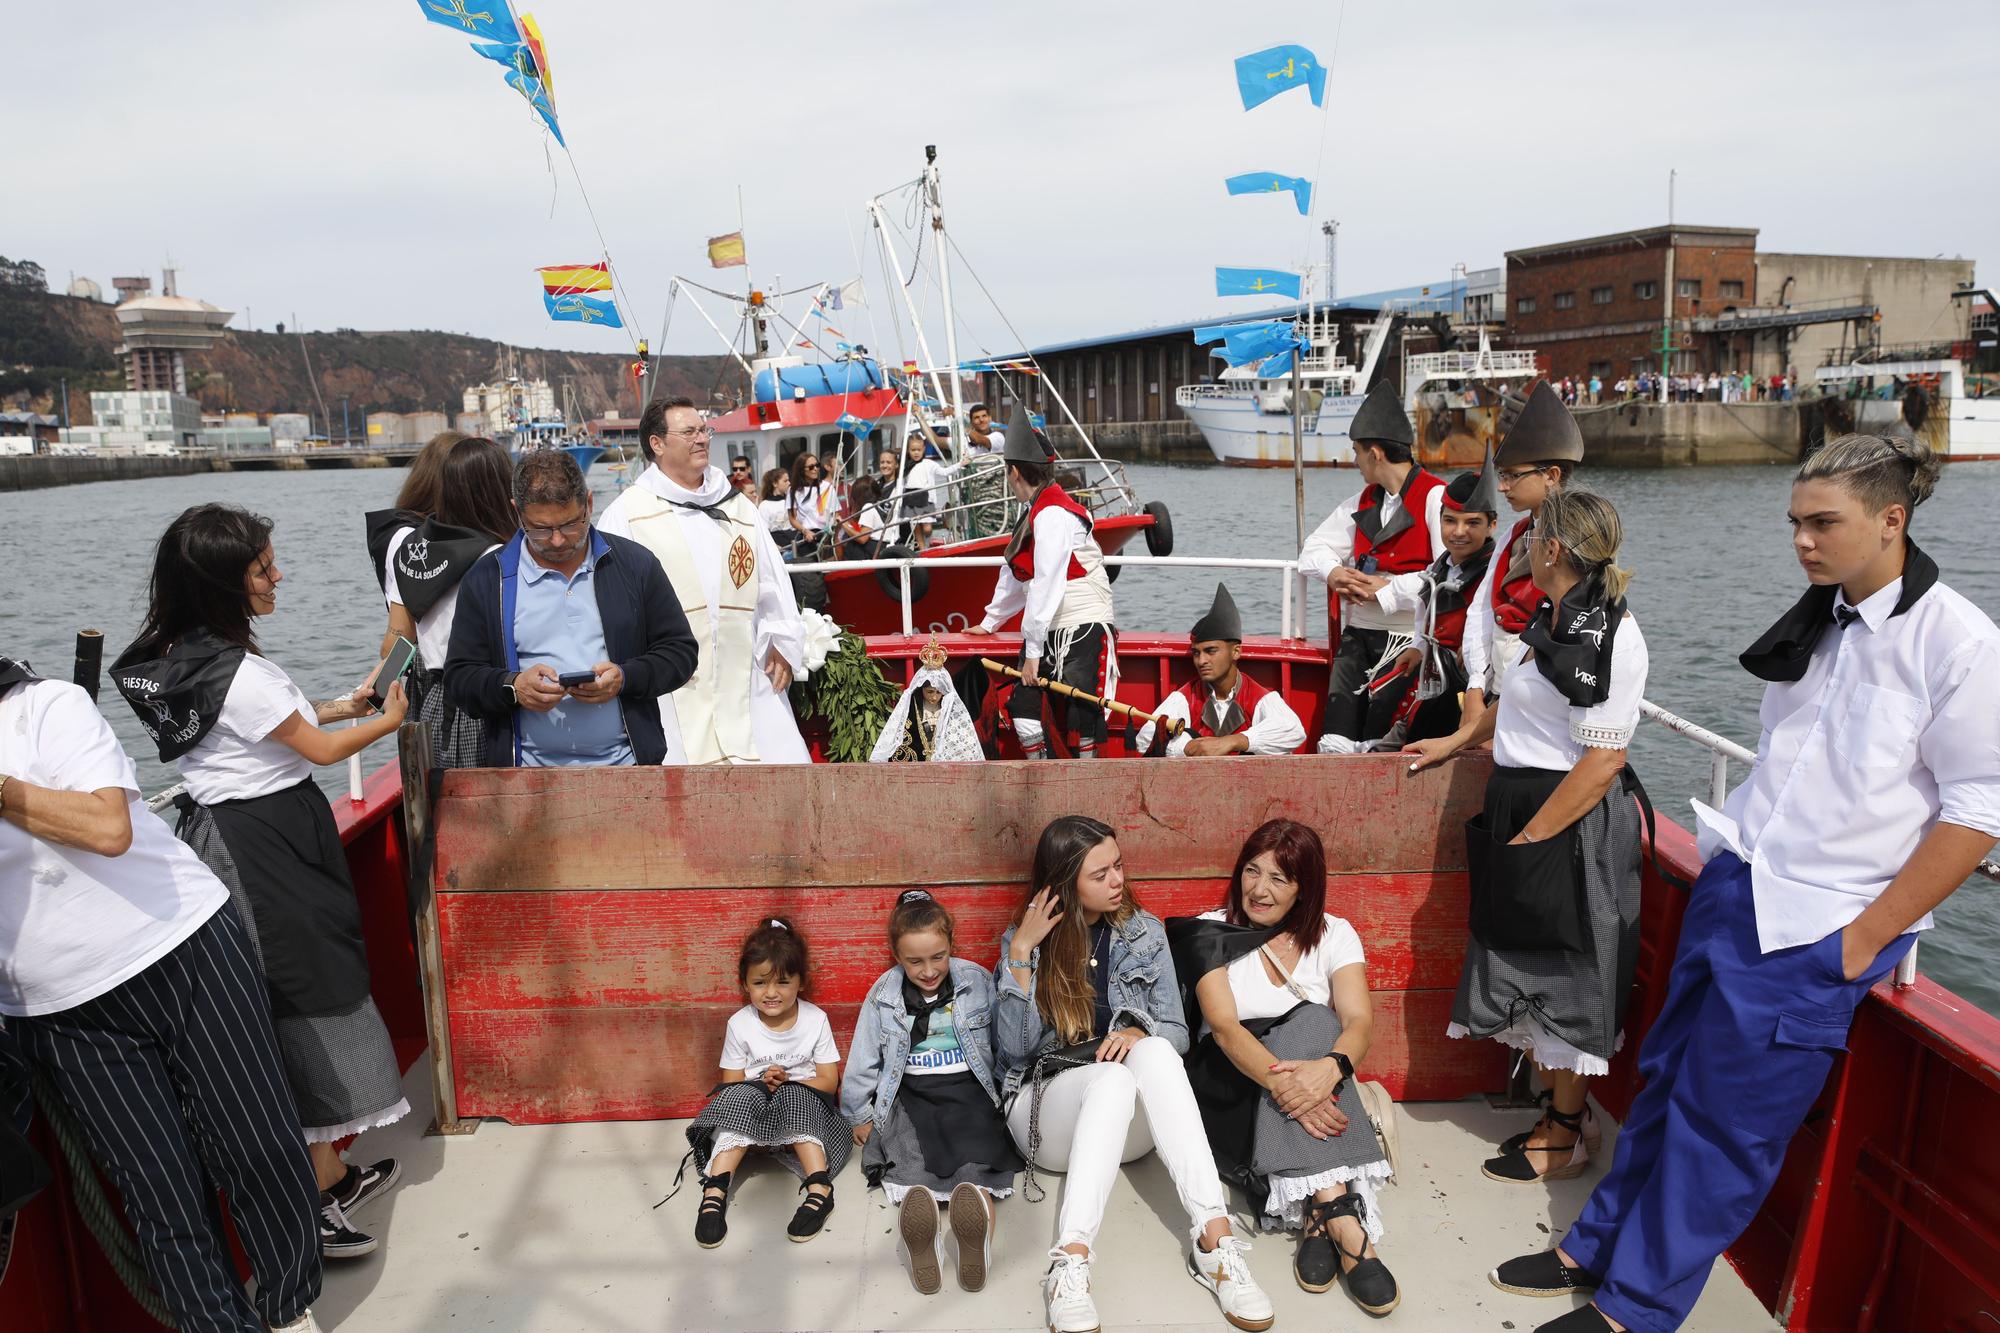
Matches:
[501,671,519,706]
[1330,1050,1355,1092]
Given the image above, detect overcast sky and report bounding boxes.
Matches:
[12,1,1994,361]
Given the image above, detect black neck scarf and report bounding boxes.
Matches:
[110,629,246,761]
[1739,540,1939,683]
[1164,915,1280,1039]
[671,500,734,525]
[1428,538,1496,614]
[364,508,424,594]
[903,969,957,1046]
[0,656,38,693]
[1520,576,1624,707]
[393,519,499,621]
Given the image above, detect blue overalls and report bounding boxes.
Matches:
[1561,852,1914,1332]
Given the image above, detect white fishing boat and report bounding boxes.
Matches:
[1176,309,1541,468]
[1813,354,2000,461]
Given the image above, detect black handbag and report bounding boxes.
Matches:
[0,1038,52,1223]
[1465,811,1589,953]
[1017,1037,1116,1201]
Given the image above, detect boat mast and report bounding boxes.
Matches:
[866,197,955,425]
[926,145,966,462]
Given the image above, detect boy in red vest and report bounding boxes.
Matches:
[1367,455,1502,749]
[1300,381,1447,751]
[966,416,1116,758]
[1134,582,1305,757]
[1463,381,1585,726]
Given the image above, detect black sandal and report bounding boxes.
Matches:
[1323,1192,1399,1317]
[1503,1091,1602,1155]
[694,1171,732,1248]
[1483,1105,1590,1184]
[787,1171,835,1242]
[1294,1197,1340,1293]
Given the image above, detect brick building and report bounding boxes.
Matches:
[1504,225,1759,381]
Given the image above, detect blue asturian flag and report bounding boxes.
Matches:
[1215,267,1303,299]
[505,69,565,146]
[1235,44,1326,111]
[1194,321,1308,376]
[542,291,622,328]
[836,413,876,438]
[1225,171,1313,215]
[415,0,521,44]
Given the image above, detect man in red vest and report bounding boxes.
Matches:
[1300,381,1448,750]
[1134,583,1305,757]
[1462,382,1586,729]
[966,416,1116,758]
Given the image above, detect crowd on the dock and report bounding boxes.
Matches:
[3,378,1997,1333]
[1545,370,1797,407]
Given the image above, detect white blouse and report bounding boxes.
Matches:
[1490,613,1649,772]
[176,655,315,804]
[1197,909,1367,1026]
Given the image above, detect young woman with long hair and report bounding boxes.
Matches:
[995,815,1275,1333]
[369,435,516,767]
[112,503,412,1263]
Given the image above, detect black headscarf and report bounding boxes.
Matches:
[391,519,499,620]
[1739,541,1939,683]
[110,629,246,761]
[1520,575,1624,707]
[902,970,957,1047]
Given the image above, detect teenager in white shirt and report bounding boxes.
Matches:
[112,503,412,1262]
[0,659,326,1333]
[1491,433,2000,1333]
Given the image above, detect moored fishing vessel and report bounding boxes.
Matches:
[1176,311,1542,468]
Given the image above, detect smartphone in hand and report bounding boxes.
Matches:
[369,636,420,710]
[557,669,597,689]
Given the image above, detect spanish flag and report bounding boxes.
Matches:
[707,232,747,269]
[538,262,611,296]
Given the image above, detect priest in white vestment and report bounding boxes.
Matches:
[599,397,809,764]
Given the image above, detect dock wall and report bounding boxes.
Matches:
[2,451,403,492]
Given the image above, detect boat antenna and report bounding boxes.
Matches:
[925,145,968,463]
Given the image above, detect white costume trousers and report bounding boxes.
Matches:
[1004,1036,1227,1256]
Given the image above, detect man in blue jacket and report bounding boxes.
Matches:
[445,451,697,766]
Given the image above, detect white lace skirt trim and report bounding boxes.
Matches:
[1261,1160,1394,1241]
[710,1129,824,1157]
[304,1096,411,1145]
[1447,1018,1622,1077]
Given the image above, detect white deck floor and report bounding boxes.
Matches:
[313,1060,1777,1332]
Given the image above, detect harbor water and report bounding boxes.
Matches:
[6,461,1996,1015]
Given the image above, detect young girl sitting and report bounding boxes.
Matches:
[683,918,845,1247]
[841,890,1022,1295]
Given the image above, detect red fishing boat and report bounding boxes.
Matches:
[7,627,1997,1332]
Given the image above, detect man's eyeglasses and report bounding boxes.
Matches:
[666,425,714,441]
[523,516,589,542]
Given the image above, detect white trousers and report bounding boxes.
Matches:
[1005,1035,1228,1256]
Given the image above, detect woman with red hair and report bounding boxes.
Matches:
[1170,819,1400,1315]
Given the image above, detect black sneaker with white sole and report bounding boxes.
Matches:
[319,1194,378,1260]
[328,1158,402,1215]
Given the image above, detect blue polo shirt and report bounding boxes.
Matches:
[513,542,634,768]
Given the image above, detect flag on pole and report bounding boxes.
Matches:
[415,0,521,43]
[831,279,866,311]
[1224,171,1313,215]
[708,232,747,268]
[1194,320,1308,376]
[542,290,623,327]
[1215,267,1303,299]
[1234,44,1326,110]
[537,262,612,295]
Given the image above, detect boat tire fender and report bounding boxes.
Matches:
[874,546,931,604]
[1142,502,1175,557]
[789,570,829,613]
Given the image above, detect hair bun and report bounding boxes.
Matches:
[1888,434,1942,507]
[897,889,934,905]
[767,917,790,932]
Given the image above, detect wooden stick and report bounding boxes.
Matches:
[979,658,1185,736]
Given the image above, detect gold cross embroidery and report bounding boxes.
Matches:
[426,0,495,32]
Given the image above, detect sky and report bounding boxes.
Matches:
[10,1,1996,363]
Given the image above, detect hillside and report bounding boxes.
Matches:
[0,280,743,425]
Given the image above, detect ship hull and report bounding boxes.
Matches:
[1179,389,1362,466]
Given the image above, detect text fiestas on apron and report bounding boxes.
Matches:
[110,629,247,761]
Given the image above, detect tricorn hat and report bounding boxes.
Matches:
[1443,447,1501,515]
[1191,582,1243,644]
[1003,413,1056,467]
[1493,381,1585,467]
[1348,380,1414,449]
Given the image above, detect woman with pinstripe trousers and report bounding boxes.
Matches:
[0,653,326,1333]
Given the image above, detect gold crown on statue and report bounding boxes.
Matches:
[917,636,949,671]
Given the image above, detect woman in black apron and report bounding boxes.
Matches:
[365,434,515,768]
[115,503,412,1262]
[1406,491,1651,1188]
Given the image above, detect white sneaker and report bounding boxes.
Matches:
[1044,1249,1100,1333]
[269,1312,323,1333]
[1189,1235,1276,1331]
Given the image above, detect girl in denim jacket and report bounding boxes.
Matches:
[995,815,1277,1333]
[841,891,1021,1296]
